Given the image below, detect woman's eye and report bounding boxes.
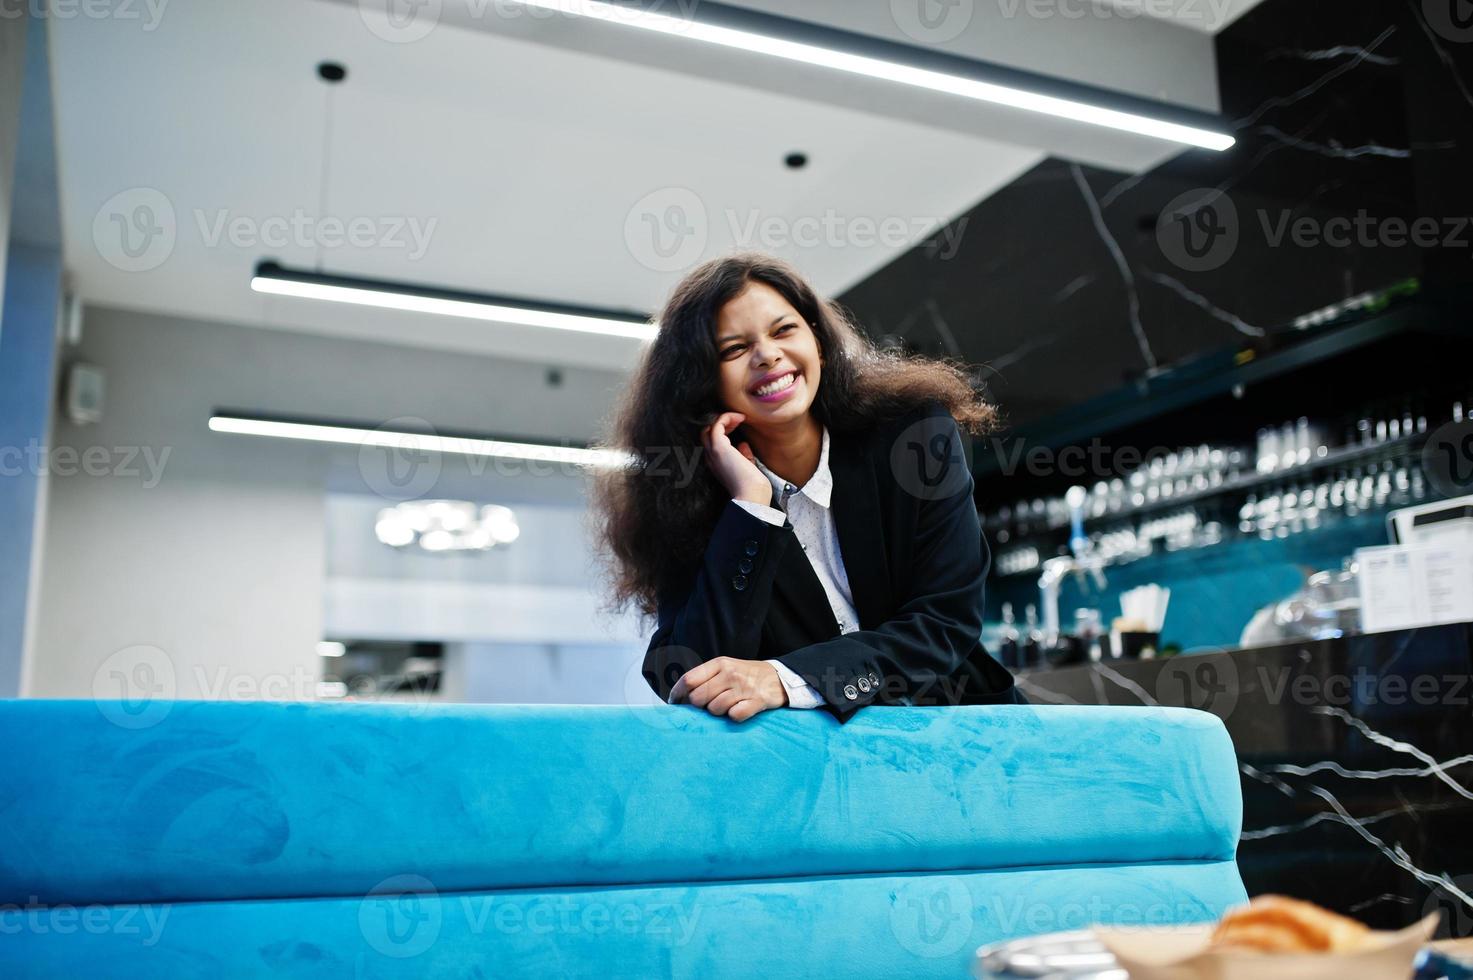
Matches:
[722,346,745,358]
[776,324,795,334]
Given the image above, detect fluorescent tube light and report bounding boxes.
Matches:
[209,413,635,470]
[250,262,658,342]
[518,0,1234,151]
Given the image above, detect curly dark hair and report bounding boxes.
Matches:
[591,251,997,620]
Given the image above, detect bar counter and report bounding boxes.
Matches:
[1015,623,1473,936]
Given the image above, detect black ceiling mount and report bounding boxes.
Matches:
[252,260,652,328]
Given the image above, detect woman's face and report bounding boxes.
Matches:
[712,280,822,426]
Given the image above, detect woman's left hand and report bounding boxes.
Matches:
[670,657,788,722]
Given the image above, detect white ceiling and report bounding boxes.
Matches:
[48,0,1250,371]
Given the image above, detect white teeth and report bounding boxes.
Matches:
[754,373,796,397]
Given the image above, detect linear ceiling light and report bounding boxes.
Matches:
[517,0,1234,152]
[209,412,635,470]
[250,262,658,342]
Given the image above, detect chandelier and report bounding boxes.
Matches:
[374,500,520,553]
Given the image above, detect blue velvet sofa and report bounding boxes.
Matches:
[0,700,1246,978]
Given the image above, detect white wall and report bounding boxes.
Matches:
[440,642,657,707]
[29,304,634,699]
[322,491,646,648]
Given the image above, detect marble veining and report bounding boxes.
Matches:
[1019,625,1473,935]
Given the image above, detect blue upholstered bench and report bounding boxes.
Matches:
[0,701,1245,978]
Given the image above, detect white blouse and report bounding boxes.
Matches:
[732,425,861,709]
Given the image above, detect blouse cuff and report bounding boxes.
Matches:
[768,659,826,709]
[733,498,786,527]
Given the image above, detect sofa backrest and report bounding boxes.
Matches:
[0,701,1242,907]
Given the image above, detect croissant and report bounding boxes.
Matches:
[1208,895,1372,953]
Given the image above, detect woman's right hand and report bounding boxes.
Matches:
[703,412,772,506]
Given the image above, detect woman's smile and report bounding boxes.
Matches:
[749,369,801,403]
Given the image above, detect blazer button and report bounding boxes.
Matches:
[843,684,858,700]
[857,677,871,693]
[868,672,880,687]
[738,558,753,573]
[732,574,748,591]
[743,540,758,556]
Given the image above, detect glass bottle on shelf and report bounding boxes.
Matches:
[998,603,1020,671]
[1256,428,1275,473]
[1023,604,1042,670]
[1294,417,1311,465]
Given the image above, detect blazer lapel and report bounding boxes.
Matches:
[829,426,891,629]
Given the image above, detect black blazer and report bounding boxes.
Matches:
[643,400,1023,725]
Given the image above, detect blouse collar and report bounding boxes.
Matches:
[753,424,833,510]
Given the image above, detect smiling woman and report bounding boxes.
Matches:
[592,252,1023,725]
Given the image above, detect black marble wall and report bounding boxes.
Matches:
[1016,625,1473,938]
[839,0,1473,430]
